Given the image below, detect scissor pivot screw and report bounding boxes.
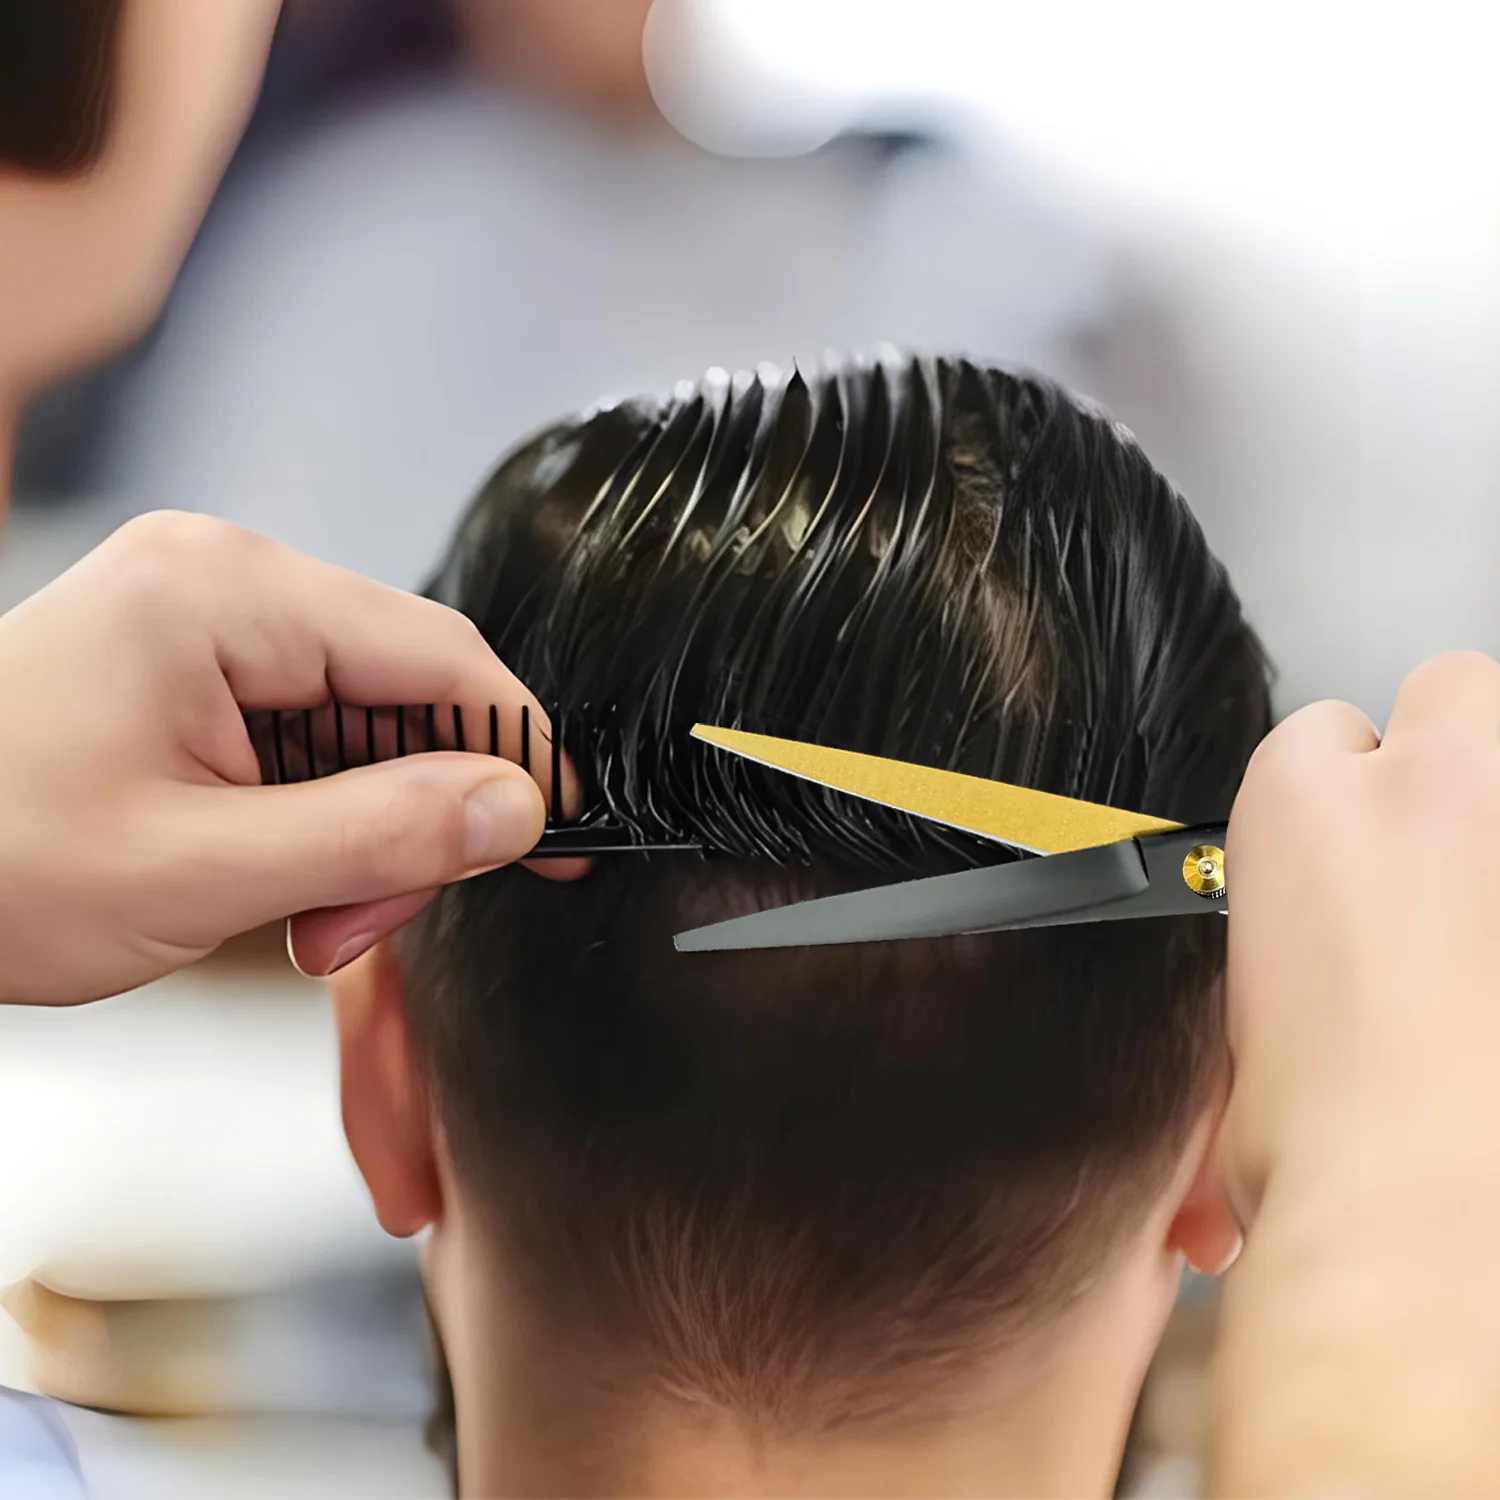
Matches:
[1183,845,1226,898]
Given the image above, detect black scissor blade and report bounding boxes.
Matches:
[673,839,1150,952]
[968,823,1230,931]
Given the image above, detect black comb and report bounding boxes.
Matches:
[249,703,704,857]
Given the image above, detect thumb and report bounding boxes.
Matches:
[183,753,547,933]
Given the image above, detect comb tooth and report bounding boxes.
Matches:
[519,705,530,772]
[396,706,406,759]
[452,704,466,752]
[272,710,288,785]
[489,704,499,758]
[305,709,318,779]
[365,706,376,767]
[334,701,347,772]
[425,703,436,752]
[550,711,563,824]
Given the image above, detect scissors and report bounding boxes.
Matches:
[674,726,1229,952]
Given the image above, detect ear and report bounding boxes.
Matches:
[327,940,442,1238]
[1165,1093,1244,1278]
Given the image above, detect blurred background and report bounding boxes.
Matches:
[2,1,1496,1493]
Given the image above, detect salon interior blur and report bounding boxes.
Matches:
[2,1,1496,1493]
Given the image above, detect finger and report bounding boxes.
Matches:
[1383,651,1500,747]
[287,891,437,979]
[248,703,592,884]
[286,847,595,977]
[1259,698,1380,758]
[187,522,583,814]
[172,754,546,931]
[1229,702,1378,855]
[1248,696,1374,780]
[248,702,576,802]
[519,853,594,881]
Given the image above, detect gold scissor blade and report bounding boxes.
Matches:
[691,726,1182,855]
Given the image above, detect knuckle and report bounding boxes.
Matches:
[1399,651,1500,713]
[110,512,264,579]
[114,510,218,557]
[104,514,281,631]
[449,611,497,669]
[1409,648,1500,687]
[1242,721,1313,794]
[450,610,486,650]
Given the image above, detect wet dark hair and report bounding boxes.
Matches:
[403,353,1271,1431]
[0,0,122,175]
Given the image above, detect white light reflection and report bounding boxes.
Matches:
[645,1,1500,268]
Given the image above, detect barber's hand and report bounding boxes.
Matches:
[1219,650,1500,1217]
[0,512,584,1005]
[1210,651,1500,1493]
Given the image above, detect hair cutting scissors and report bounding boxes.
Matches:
[674,726,1229,952]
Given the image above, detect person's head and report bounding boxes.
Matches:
[331,354,1271,1495]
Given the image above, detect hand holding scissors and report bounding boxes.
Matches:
[681,656,1500,1493]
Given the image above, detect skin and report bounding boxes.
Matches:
[5,1,1500,1493]
[0,0,591,978]
[0,510,584,999]
[1210,651,1500,1494]
[0,0,283,506]
[0,0,658,518]
[454,0,658,120]
[329,938,1243,1497]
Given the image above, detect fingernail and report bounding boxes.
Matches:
[322,931,378,978]
[286,919,308,977]
[464,777,540,867]
[288,919,379,979]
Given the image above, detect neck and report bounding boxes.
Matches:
[469,1357,1136,1498]
[430,1226,1171,1499]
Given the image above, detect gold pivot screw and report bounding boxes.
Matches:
[1182,845,1226,898]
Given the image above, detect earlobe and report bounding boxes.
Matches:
[1166,1103,1244,1277]
[1168,1163,1243,1276]
[328,942,443,1239]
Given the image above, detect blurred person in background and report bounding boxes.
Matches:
[12,0,656,503]
[51,0,1112,591]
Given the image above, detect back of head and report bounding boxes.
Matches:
[403,353,1271,1430]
